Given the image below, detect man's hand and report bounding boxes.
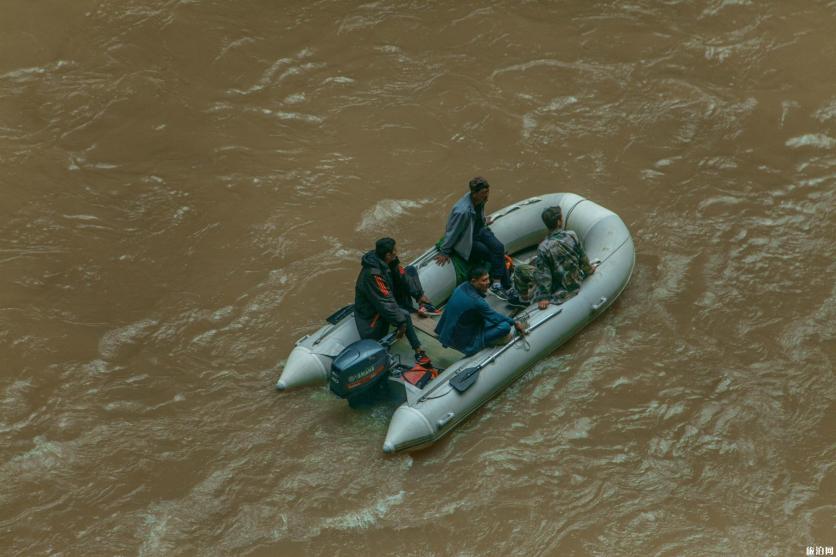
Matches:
[396,323,406,339]
[418,294,431,305]
[538,300,550,310]
[514,321,527,335]
[485,215,494,226]
[434,254,450,266]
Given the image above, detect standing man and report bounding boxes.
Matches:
[355,238,432,366]
[510,206,596,309]
[434,176,511,296]
[435,265,526,357]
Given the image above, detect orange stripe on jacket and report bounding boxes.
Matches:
[374,275,390,296]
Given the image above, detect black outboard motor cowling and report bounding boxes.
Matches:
[329,338,395,399]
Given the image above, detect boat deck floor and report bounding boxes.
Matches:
[389,297,525,373]
[388,246,538,373]
[389,316,462,370]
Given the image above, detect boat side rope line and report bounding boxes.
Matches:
[593,235,632,267]
[421,386,454,401]
[491,197,543,222]
[418,308,563,402]
[563,198,587,227]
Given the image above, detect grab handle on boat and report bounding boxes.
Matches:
[592,297,608,311]
[437,412,455,428]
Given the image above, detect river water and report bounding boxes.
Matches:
[1,1,834,555]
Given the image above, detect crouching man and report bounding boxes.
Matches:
[354,237,432,367]
[434,265,526,357]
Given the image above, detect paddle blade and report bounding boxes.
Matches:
[449,366,480,393]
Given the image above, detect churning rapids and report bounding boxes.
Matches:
[1,1,833,555]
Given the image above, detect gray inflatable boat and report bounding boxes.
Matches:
[276,193,634,453]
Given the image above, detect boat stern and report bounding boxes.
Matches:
[383,405,436,454]
[276,345,329,390]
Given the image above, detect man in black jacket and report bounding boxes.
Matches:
[354,237,432,366]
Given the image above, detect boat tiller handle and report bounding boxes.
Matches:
[592,297,608,311]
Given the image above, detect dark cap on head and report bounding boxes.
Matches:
[468,176,490,193]
[541,206,563,230]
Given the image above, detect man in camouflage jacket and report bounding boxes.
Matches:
[512,206,596,310]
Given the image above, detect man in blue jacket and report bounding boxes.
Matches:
[435,265,526,356]
[434,176,511,295]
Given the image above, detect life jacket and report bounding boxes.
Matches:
[402,364,438,389]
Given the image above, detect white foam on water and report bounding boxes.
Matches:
[0,380,34,431]
[781,99,800,127]
[83,359,112,374]
[210,306,234,322]
[321,490,405,530]
[698,195,743,212]
[356,198,426,231]
[814,99,836,122]
[173,206,190,223]
[702,0,753,17]
[98,319,159,360]
[229,57,294,95]
[278,62,327,82]
[521,96,578,139]
[5,435,66,474]
[214,37,256,62]
[544,96,579,111]
[273,111,324,124]
[565,417,594,439]
[785,133,836,149]
[138,508,175,557]
[652,253,694,301]
[192,330,216,345]
[610,376,631,389]
[0,61,68,81]
[322,76,355,85]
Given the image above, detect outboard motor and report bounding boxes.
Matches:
[329,335,397,402]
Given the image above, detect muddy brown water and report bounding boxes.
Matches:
[1,1,834,555]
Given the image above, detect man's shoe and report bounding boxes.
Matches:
[506,289,530,308]
[489,284,509,300]
[415,350,433,368]
[418,303,442,316]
